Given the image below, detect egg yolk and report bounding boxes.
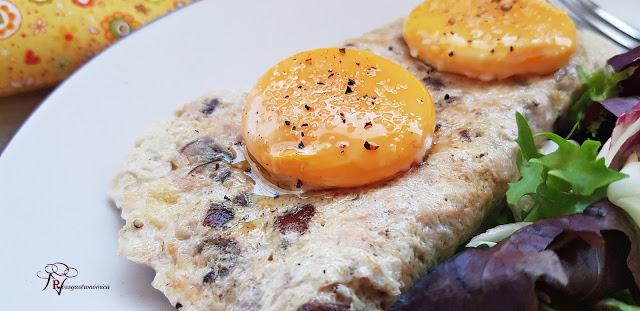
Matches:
[242,48,435,188]
[403,0,576,80]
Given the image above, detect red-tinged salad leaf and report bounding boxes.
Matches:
[388,203,640,311]
[608,46,640,72]
[506,112,627,222]
[586,97,640,119]
[573,97,640,144]
[607,46,640,97]
[600,103,640,170]
[559,47,640,143]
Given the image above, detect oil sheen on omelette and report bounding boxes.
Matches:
[242,48,436,188]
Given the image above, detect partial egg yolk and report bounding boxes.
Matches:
[242,48,435,188]
[403,0,576,80]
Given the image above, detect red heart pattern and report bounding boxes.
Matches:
[24,49,41,65]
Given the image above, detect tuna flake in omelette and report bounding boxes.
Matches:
[110,20,618,311]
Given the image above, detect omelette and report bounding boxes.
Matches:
[110,2,618,310]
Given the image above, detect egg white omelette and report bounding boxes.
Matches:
[111,2,618,310]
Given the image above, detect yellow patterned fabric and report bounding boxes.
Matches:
[0,0,195,96]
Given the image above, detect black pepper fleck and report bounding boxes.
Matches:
[364,141,379,150]
[339,48,346,54]
[364,121,372,129]
[285,120,290,125]
[301,132,305,137]
[328,73,334,78]
[292,126,296,130]
[444,94,450,100]
[345,86,353,94]
[347,79,356,86]
[355,62,360,66]
[296,180,303,188]
[176,302,183,309]
[317,82,325,85]
[491,49,495,53]
[298,85,302,88]
[298,141,305,149]
[510,45,514,52]
[218,171,232,183]
[448,51,454,57]
[304,104,311,111]
[301,123,308,127]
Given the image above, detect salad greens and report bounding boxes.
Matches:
[389,204,640,311]
[392,46,640,310]
[596,298,640,311]
[506,112,627,222]
[566,66,630,128]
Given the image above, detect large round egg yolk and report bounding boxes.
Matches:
[242,48,435,188]
[403,0,576,80]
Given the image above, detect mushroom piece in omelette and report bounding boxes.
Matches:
[110,0,619,310]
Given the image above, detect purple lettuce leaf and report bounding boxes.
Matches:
[573,97,640,144]
[608,46,640,72]
[597,98,640,118]
[565,47,640,144]
[388,203,640,311]
[601,103,640,169]
[620,69,640,97]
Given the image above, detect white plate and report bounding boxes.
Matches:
[0,0,422,310]
[0,0,637,310]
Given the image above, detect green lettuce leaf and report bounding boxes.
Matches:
[532,133,625,196]
[566,66,630,126]
[595,299,640,311]
[506,112,628,222]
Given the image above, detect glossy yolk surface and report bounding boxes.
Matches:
[403,0,576,80]
[242,48,436,188]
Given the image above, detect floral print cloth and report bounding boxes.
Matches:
[0,0,195,96]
